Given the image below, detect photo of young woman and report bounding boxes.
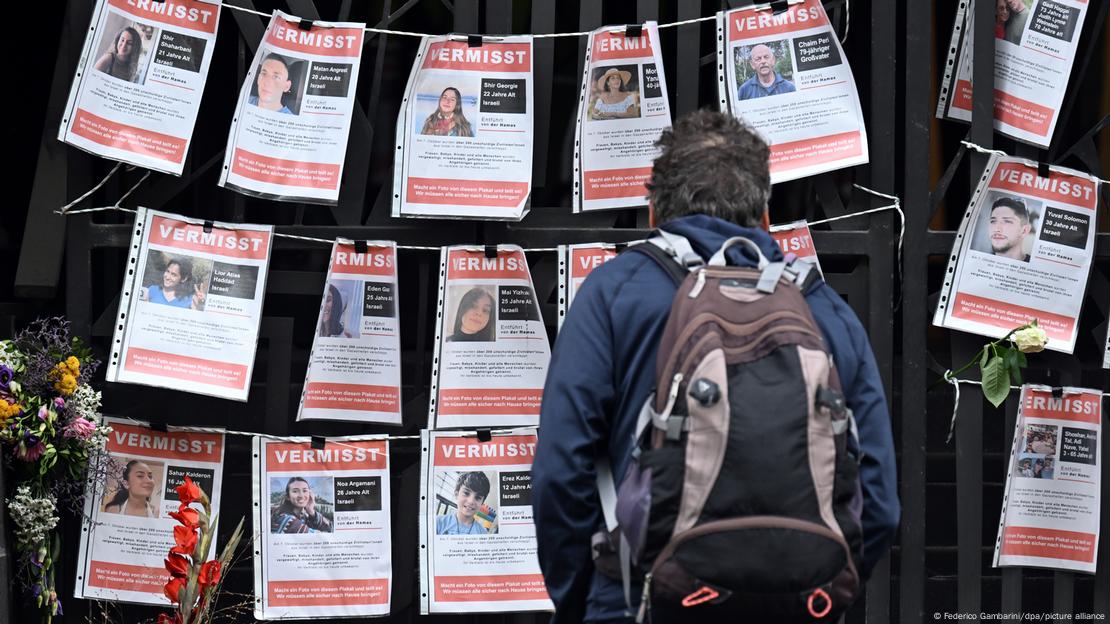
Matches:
[318,282,358,338]
[139,255,210,311]
[94,26,143,82]
[589,67,641,121]
[445,286,496,343]
[419,87,474,137]
[101,458,163,517]
[270,476,334,534]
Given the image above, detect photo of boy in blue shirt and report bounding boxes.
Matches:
[436,471,491,535]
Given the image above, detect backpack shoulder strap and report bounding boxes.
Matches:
[625,231,703,286]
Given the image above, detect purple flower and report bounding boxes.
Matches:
[64,417,96,440]
[0,364,13,385]
[37,405,49,421]
[32,583,42,597]
[15,437,45,462]
[53,397,65,410]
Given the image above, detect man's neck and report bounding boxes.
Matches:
[758,72,776,87]
[260,100,283,111]
[996,247,1025,260]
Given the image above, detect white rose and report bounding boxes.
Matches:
[1013,326,1048,353]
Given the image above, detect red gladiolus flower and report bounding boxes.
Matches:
[156,612,182,624]
[169,506,200,529]
[164,576,186,603]
[198,560,221,588]
[164,553,189,579]
[175,476,203,507]
[170,525,198,556]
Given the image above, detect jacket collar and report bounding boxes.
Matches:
[658,214,784,268]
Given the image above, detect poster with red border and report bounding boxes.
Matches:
[937,0,1090,148]
[75,418,225,605]
[253,435,392,619]
[219,11,365,204]
[557,243,618,330]
[298,240,402,424]
[419,429,552,614]
[933,155,1099,354]
[429,246,550,429]
[572,23,671,212]
[393,35,534,220]
[716,0,868,183]
[770,219,824,276]
[58,0,221,174]
[993,385,1101,573]
[106,207,273,401]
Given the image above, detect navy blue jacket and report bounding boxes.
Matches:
[533,215,900,623]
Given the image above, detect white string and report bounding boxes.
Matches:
[115,171,151,208]
[58,163,122,214]
[960,140,1110,185]
[944,369,960,444]
[841,0,850,44]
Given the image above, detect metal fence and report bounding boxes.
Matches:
[3,0,1108,622]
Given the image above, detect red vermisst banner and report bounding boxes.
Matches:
[107,421,223,462]
[570,248,617,279]
[266,440,388,471]
[331,244,395,277]
[728,0,827,40]
[1021,389,1101,425]
[148,215,270,260]
[591,29,655,61]
[446,249,531,281]
[265,17,364,57]
[421,40,531,72]
[989,162,1098,210]
[433,434,537,467]
[109,0,219,34]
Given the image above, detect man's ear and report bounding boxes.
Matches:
[648,199,655,229]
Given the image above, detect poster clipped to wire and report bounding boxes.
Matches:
[429,246,550,429]
[220,11,365,204]
[393,36,534,220]
[557,243,618,330]
[419,429,552,614]
[298,240,402,425]
[717,0,868,183]
[572,23,672,212]
[770,219,824,276]
[993,385,1101,573]
[933,154,1099,353]
[936,0,1090,148]
[253,436,392,619]
[106,207,273,401]
[58,0,220,174]
[1104,326,1110,369]
[76,418,225,605]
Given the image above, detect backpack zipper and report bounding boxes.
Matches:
[687,269,707,298]
[635,573,653,623]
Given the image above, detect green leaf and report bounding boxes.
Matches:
[1003,349,1023,386]
[1015,350,1027,367]
[980,347,989,369]
[981,356,1011,407]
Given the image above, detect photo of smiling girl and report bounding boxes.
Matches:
[446,286,497,343]
[270,476,335,534]
[102,458,163,517]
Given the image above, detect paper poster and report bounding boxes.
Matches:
[419,429,552,614]
[573,23,672,212]
[58,0,220,174]
[1104,325,1110,369]
[937,0,1090,148]
[770,219,824,276]
[717,0,868,183]
[933,155,1099,353]
[106,207,273,401]
[993,385,1101,573]
[558,243,618,330]
[253,436,392,619]
[219,11,365,204]
[75,418,225,605]
[298,240,402,424]
[429,246,550,429]
[393,36,534,220]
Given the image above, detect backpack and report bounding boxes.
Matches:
[594,231,864,622]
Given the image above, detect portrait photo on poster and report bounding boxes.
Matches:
[735,39,797,101]
[444,285,498,343]
[270,475,336,534]
[969,191,1042,263]
[1015,453,1056,480]
[101,456,164,518]
[249,52,308,115]
[995,0,1033,46]
[94,12,161,85]
[414,79,480,138]
[138,251,213,311]
[319,279,362,339]
[434,470,500,536]
[588,65,641,121]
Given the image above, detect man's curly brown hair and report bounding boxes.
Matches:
[647,109,770,227]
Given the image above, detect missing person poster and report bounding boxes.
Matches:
[253,436,392,619]
[106,207,273,401]
[75,418,225,605]
[393,36,534,220]
[219,11,365,204]
[573,23,672,212]
[429,246,550,429]
[717,0,868,183]
[933,155,1099,353]
[59,0,220,175]
[557,243,618,330]
[770,219,824,276]
[298,240,402,425]
[993,385,1101,573]
[937,0,1090,148]
[419,429,552,614]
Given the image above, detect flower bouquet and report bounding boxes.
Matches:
[0,317,111,622]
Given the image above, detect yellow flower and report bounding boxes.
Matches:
[54,373,77,396]
[0,400,21,424]
[65,356,81,375]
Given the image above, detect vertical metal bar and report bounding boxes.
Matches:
[1000,396,1023,615]
[530,1,556,188]
[674,1,700,115]
[454,0,479,33]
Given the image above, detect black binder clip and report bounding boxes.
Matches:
[769,0,790,15]
[625,24,643,38]
[614,242,628,253]
[149,420,169,433]
[1050,387,1064,399]
[1036,161,1051,178]
[468,35,483,48]
[310,436,327,450]
[476,428,493,443]
[298,19,314,31]
[354,240,368,254]
[484,245,498,259]
[202,220,214,234]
